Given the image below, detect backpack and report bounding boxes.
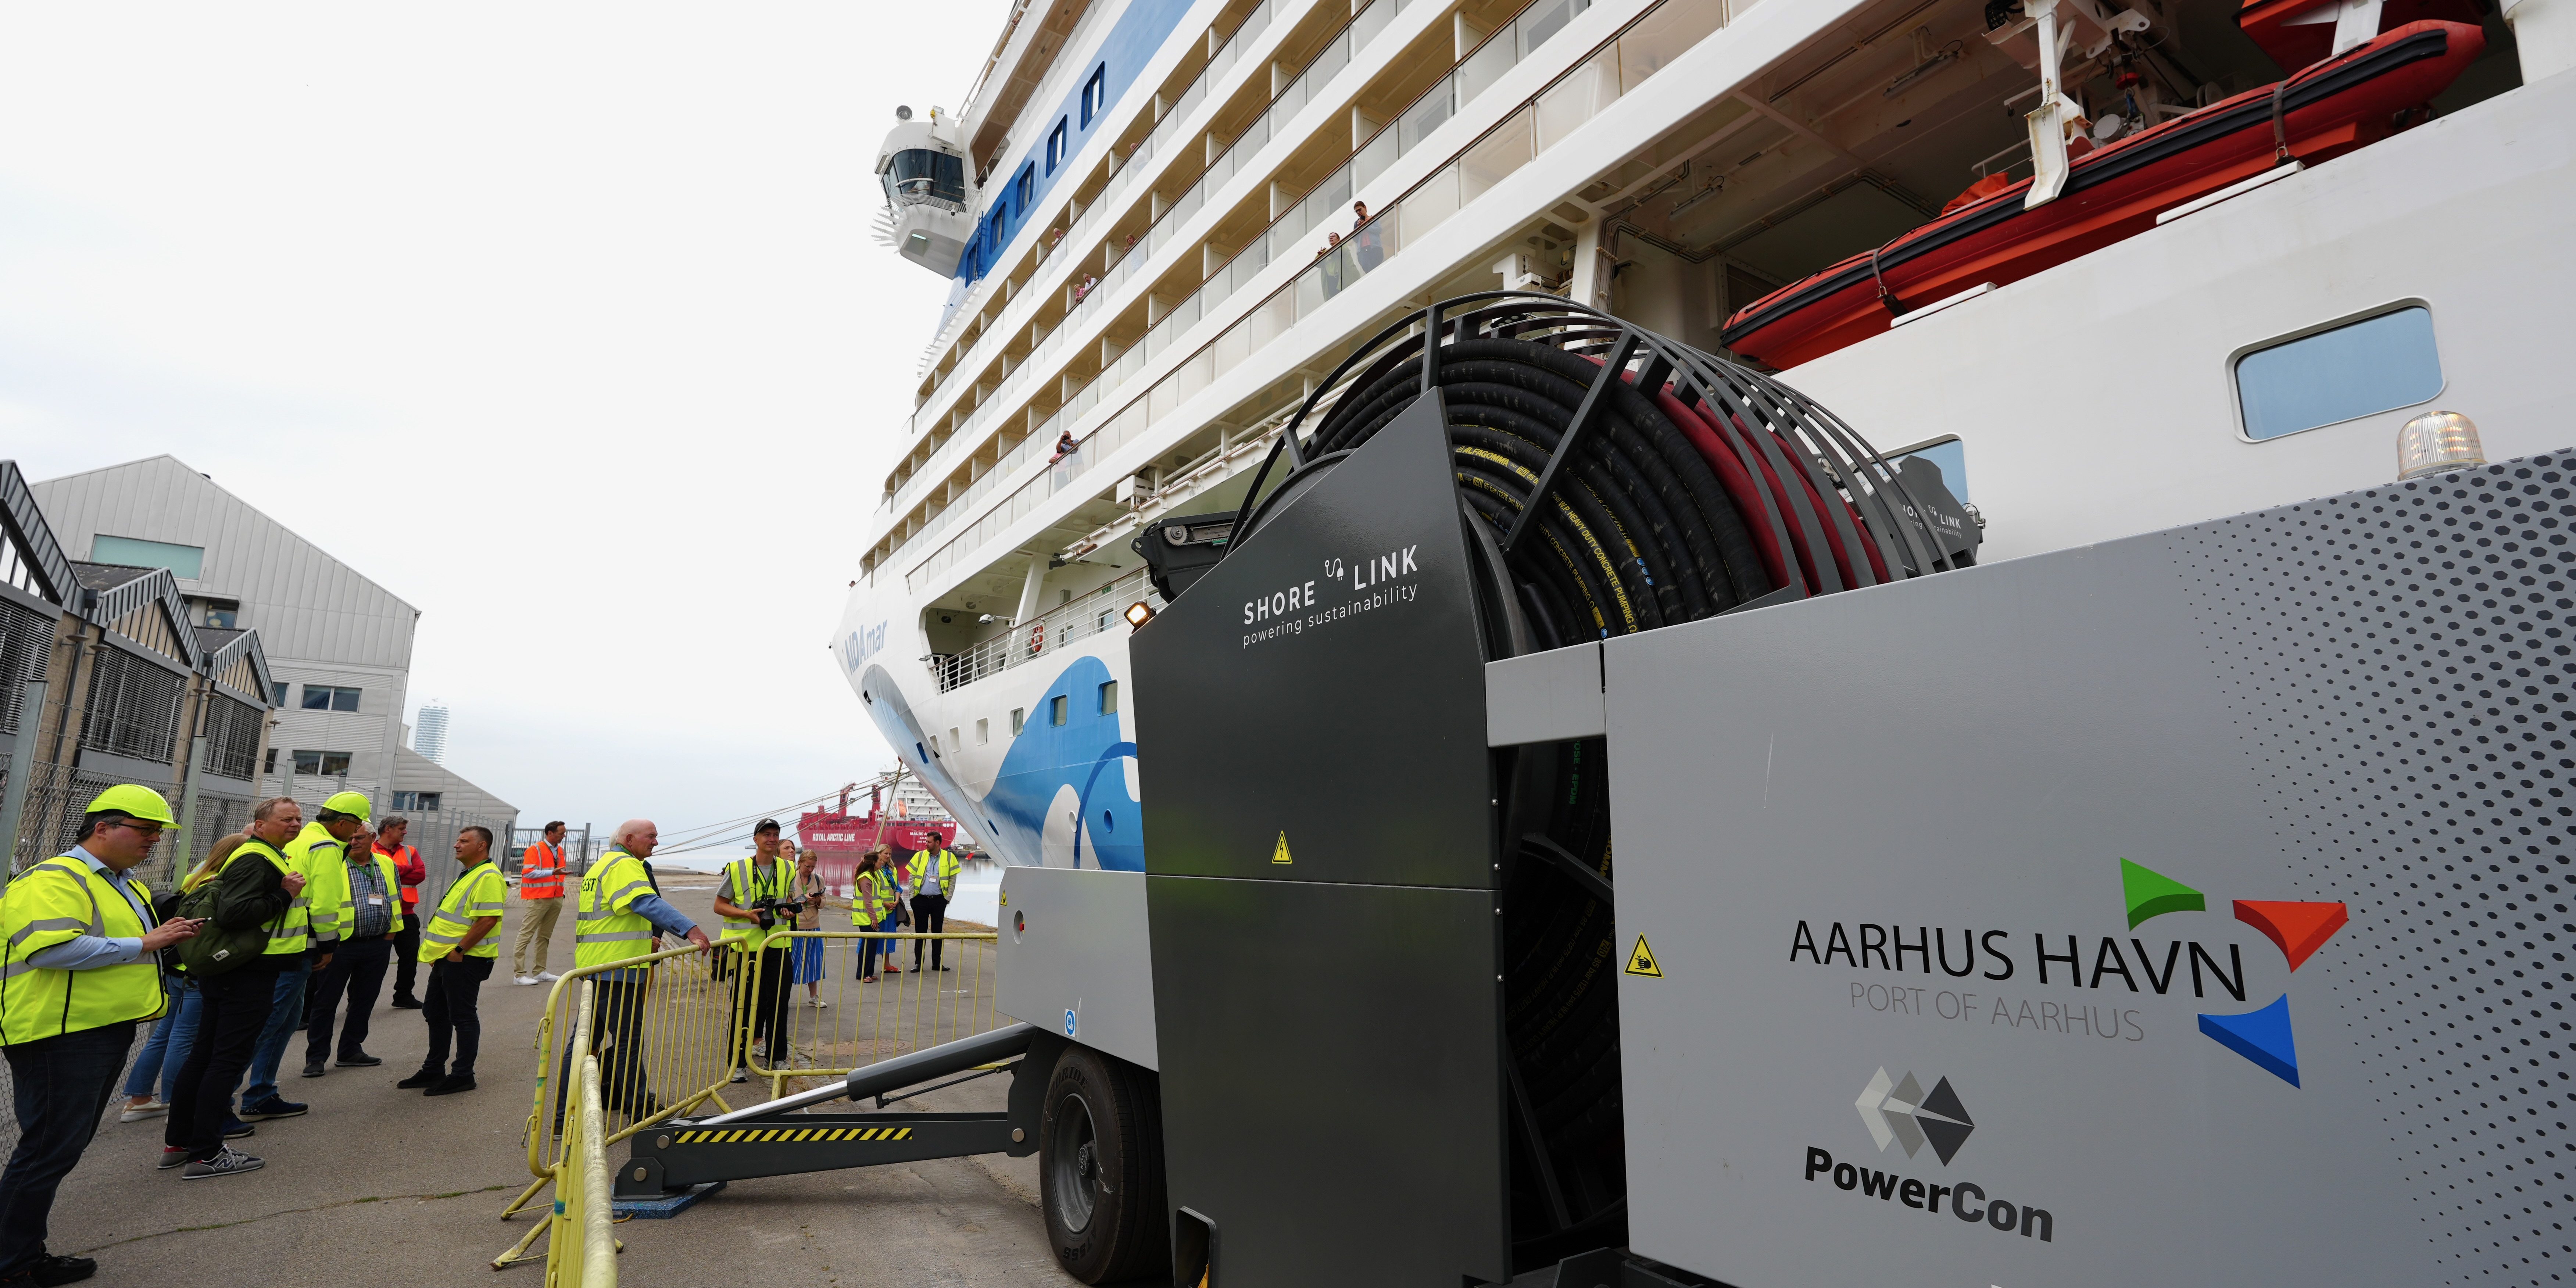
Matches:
[173,870,273,978]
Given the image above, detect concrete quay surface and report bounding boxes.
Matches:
[43,878,1093,1287]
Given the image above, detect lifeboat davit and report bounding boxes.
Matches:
[1718,18,2486,370]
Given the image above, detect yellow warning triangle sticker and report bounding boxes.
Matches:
[1272,832,1293,865]
[1624,935,1663,977]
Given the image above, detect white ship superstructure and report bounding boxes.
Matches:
[838,0,2572,871]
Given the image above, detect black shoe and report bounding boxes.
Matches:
[389,997,423,1009]
[29,1253,96,1285]
[238,1096,306,1120]
[222,1118,255,1139]
[937,966,951,972]
[395,1069,441,1089]
[424,1074,476,1096]
[336,1053,382,1067]
[300,1062,326,1078]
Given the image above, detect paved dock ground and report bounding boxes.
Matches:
[43,879,1092,1286]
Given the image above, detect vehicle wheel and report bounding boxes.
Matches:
[1040,1044,1167,1282]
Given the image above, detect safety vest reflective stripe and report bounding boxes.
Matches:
[573,852,659,969]
[285,823,351,945]
[519,842,565,899]
[222,840,310,956]
[0,856,164,1045]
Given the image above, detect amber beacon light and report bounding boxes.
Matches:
[2397,410,2486,479]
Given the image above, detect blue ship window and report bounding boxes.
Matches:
[2235,305,2443,441]
[1082,65,1105,127]
[1046,120,1067,175]
[1099,680,1118,715]
[1099,808,1116,834]
[1051,694,1069,727]
[1015,166,1034,214]
[1011,706,1025,734]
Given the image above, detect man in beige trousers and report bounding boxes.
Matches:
[511,821,569,985]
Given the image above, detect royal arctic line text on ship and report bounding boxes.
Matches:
[835,0,2569,870]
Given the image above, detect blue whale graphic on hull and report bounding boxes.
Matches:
[986,656,1144,871]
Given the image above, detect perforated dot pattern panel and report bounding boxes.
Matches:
[2170,453,2575,1285]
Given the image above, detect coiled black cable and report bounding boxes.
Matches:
[1230,294,1976,1267]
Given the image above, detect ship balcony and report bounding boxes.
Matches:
[927,568,1163,694]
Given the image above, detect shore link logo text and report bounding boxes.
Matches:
[1803,1146,2054,1242]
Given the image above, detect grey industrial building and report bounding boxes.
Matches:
[0,455,516,886]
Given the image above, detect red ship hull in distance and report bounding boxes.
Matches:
[798,808,958,898]
[1717,21,2484,371]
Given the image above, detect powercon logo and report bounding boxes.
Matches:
[1855,1068,1973,1164]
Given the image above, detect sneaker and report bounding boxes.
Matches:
[729,1067,749,1084]
[222,1119,256,1139]
[806,997,830,1008]
[513,975,540,986]
[395,1069,440,1089]
[336,1052,383,1068]
[535,971,560,982]
[300,1063,326,1078]
[237,1096,306,1121]
[118,1100,169,1123]
[179,1146,264,1180]
[389,996,423,1009]
[156,1145,190,1170]
[423,1074,476,1096]
[27,1253,96,1285]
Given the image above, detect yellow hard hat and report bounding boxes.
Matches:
[322,791,372,823]
[85,784,180,828]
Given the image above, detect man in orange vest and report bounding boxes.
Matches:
[379,819,428,1009]
[511,821,568,985]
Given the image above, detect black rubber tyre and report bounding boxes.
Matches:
[1040,1044,1168,1283]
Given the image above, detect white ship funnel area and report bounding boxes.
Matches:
[873,107,973,278]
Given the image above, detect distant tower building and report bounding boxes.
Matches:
[413,702,450,764]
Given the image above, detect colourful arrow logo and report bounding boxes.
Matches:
[2121,858,2346,1088]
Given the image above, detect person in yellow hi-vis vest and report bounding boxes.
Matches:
[711,819,799,1082]
[164,796,308,1179]
[398,826,509,1096]
[237,790,366,1122]
[561,819,709,1126]
[905,842,963,973]
[852,845,908,981]
[0,785,201,1281]
[300,818,404,1078]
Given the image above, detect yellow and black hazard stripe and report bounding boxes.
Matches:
[670,1126,918,1144]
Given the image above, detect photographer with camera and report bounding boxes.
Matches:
[711,820,800,1083]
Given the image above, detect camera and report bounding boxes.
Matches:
[749,895,806,932]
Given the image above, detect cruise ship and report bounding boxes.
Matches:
[834,0,2569,872]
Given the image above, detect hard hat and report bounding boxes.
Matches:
[322,791,373,823]
[85,784,180,828]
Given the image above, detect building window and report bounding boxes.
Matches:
[291,750,353,777]
[300,684,361,712]
[1099,680,1118,715]
[1046,120,1067,174]
[1051,694,1069,726]
[2235,305,2443,441]
[89,535,203,580]
[976,718,990,745]
[1081,65,1105,127]
[1010,707,1025,735]
[194,599,239,630]
[392,790,442,811]
[272,682,289,707]
[264,747,278,774]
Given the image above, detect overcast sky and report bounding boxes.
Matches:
[0,4,1012,856]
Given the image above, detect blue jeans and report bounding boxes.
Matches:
[121,978,201,1102]
[240,958,312,1105]
[0,1023,134,1276]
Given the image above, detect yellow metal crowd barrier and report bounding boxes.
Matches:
[740,930,1004,1097]
[497,928,1002,1257]
[497,980,622,1281]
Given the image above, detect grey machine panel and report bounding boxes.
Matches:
[1604,453,2576,1286]
[996,865,1159,1071]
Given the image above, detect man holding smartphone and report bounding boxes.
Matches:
[0,785,201,1285]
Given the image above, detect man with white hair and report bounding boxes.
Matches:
[563,820,708,1118]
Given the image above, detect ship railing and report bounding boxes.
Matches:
[889,0,1734,599]
[931,569,1162,693]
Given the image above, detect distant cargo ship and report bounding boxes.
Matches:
[796,777,959,896]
